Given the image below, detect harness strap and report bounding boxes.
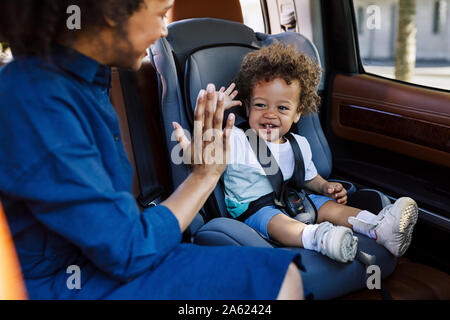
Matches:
[233,122,311,222]
[243,127,285,203]
[284,133,305,190]
[235,193,277,222]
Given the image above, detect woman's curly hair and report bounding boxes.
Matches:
[0,0,146,56]
[236,42,322,115]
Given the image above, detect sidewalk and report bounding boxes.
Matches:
[363,64,450,90]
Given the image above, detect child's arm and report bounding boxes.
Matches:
[305,174,348,205]
[219,83,242,110]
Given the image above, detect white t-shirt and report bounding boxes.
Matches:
[223,126,318,217]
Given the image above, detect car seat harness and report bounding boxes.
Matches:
[235,123,380,272]
[235,122,318,225]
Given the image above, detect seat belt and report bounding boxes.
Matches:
[117,69,164,208]
[242,126,285,205]
[240,124,382,286]
[284,133,305,190]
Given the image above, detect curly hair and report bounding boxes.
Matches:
[236,42,322,115]
[0,0,146,56]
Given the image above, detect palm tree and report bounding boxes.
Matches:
[395,0,417,82]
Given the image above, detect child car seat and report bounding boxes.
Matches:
[150,18,396,299]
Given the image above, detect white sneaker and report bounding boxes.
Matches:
[349,197,418,257]
[375,197,418,257]
[312,222,358,263]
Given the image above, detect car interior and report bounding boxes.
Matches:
[1,0,449,300]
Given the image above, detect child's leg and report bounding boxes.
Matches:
[314,196,419,257]
[262,210,358,263]
[245,205,358,262]
[317,201,383,240]
[244,206,324,249]
[244,206,307,247]
[267,213,307,247]
[316,201,362,229]
[350,197,419,257]
[311,194,376,236]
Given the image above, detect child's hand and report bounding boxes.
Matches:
[218,83,242,110]
[322,182,347,205]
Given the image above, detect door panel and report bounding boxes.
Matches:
[331,74,450,168]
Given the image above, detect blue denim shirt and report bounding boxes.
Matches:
[0,46,182,295]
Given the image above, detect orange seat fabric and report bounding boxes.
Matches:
[0,202,27,300]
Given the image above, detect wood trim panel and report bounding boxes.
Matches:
[331,74,450,168]
[339,104,450,153]
[167,0,243,24]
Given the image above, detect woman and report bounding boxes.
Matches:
[0,0,304,299]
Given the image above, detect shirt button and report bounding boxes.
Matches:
[114,134,120,141]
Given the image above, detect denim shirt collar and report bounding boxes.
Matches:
[51,45,111,89]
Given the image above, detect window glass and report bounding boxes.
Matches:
[240,0,266,33]
[309,0,326,90]
[354,0,450,90]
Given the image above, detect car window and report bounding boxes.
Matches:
[240,0,266,33]
[353,0,450,90]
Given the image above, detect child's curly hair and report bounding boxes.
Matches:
[236,42,322,115]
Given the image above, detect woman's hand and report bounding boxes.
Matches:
[322,182,347,205]
[166,84,236,232]
[172,83,235,179]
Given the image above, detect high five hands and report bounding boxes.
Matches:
[172,83,241,177]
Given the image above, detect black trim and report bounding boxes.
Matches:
[348,0,365,75]
[118,69,165,208]
[260,0,271,34]
[285,134,305,190]
[321,0,359,73]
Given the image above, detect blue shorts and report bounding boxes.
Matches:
[244,194,334,238]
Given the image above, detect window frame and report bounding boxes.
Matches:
[240,0,267,33]
[260,0,272,34]
[349,0,450,94]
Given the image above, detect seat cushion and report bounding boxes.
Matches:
[194,217,397,300]
[296,233,396,300]
[194,217,274,247]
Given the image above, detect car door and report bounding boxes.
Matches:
[262,0,449,273]
[324,0,449,273]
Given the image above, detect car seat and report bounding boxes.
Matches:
[149,18,396,299]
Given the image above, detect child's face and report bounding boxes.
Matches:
[247,78,302,144]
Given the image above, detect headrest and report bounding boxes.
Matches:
[161,18,323,126]
[258,32,321,66]
[151,17,331,180]
[186,45,255,120]
[166,18,259,71]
